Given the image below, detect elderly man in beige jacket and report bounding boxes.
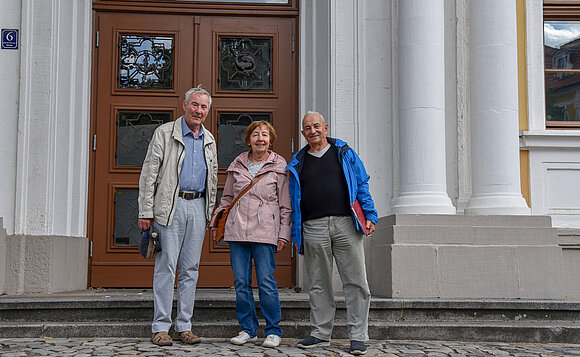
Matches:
[138,86,218,347]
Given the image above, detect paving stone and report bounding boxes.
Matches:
[2,338,580,356]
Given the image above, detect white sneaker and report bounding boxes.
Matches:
[230,331,258,345]
[262,334,281,348]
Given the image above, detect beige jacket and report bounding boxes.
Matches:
[138,118,218,226]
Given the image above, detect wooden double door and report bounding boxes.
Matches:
[89,12,296,288]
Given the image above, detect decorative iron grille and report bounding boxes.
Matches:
[118,34,174,89]
[219,37,272,91]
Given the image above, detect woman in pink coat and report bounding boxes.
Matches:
[210,120,291,348]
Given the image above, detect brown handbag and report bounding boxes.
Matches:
[213,174,265,242]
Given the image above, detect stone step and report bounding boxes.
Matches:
[3,290,580,342]
[389,226,557,245]
[4,296,580,323]
[2,320,580,343]
[4,296,580,320]
[382,214,553,228]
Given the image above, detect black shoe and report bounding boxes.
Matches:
[350,340,367,355]
[296,335,330,349]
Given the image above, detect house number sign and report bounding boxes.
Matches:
[1,29,19,50]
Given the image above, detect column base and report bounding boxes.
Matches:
[392,192,456,214]
[465,193,531,215]
[4,234,88,294]
[365,214,564,299]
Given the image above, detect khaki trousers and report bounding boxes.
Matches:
[302,215,371,341]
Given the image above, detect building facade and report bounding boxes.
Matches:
[0,0,579,299]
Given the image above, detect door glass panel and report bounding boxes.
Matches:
[219,37,272,91]
[119,34,174,89]
[218,113,271,166]
[117,111,172,166]
[114,189,140,246]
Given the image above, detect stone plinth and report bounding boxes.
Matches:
[365,214,564,299]
[5,234,88,294]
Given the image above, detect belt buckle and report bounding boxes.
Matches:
[180,190,203,199]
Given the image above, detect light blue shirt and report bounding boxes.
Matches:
[180,117,207,192]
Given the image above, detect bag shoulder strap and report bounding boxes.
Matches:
[224,174,265,213]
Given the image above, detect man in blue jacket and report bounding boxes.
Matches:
[287,111,378,356]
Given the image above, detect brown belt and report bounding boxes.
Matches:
[178,191,204,200]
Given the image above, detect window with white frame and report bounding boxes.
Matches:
[544,2,580,128]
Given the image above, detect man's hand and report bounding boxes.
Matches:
[276,240,287,253]
[138,218,153,231]
[366,220,376,235]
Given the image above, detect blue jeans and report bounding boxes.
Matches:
[229,241,282,337]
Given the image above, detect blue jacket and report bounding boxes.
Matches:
[286,137,378,254]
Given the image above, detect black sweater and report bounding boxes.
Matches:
[299,145,350,222]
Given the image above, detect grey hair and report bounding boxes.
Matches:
[304,111,326,123]
[184,85,212,107]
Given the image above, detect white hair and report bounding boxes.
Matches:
[184,85,212,107]
[304,111,326,123]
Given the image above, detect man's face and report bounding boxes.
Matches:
[301,114,328,147]
[183,93,210,128]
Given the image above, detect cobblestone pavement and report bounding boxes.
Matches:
[2,337,580,356]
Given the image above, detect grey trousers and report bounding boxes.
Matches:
[302,216,371,341]
[152,197,206,333]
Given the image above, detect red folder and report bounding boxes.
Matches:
[351,199,370,236]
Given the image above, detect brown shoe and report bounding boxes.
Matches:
[174,330,201,345]
[150,331,173,346]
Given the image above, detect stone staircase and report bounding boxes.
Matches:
[2,289,580,342]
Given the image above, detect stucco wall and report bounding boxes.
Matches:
[358,0,393,216]
[0,0,21,236]
[0,218,6,294]
[522,0,580,229]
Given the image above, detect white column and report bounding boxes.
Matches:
[465,0,530,215]
[15,0,92,236]
[393,0,455,214]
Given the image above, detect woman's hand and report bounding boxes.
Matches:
[276,240,287,253]
[211,228,217,241]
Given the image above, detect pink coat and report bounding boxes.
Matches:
[210,151,291,245]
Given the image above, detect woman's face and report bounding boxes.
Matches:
[250,125,270,155]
